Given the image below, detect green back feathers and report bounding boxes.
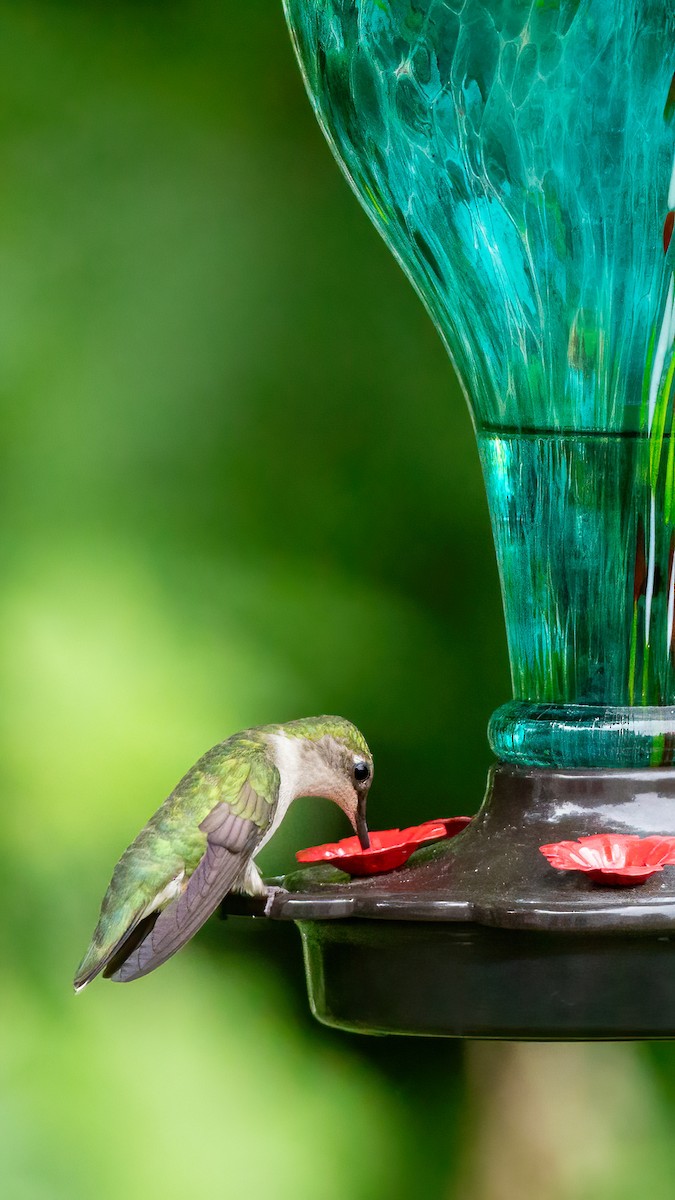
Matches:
[158,731,278,829]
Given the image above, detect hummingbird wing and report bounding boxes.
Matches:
[107,802,262,983]
[74,739,279,990]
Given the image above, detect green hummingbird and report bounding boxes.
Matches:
[74,716,372,990]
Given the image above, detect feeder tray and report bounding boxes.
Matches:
[224,765,675,1039]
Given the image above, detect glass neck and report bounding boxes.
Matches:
[478,425,675,768]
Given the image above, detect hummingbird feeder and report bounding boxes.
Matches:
[229,2,675,1039]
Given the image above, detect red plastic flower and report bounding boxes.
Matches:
[540,834,675,886]
[297,816,472,877]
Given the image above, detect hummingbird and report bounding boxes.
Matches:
[74,715,372,990]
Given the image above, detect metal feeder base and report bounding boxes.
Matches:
[299,920,675,1039]
[227,765,675,1038]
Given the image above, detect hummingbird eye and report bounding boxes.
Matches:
[353,761,370,784]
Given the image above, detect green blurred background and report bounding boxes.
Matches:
[3,3,675,1197]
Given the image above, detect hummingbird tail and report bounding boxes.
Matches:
[73,909,158,992]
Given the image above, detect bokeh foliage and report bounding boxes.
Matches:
[2,3,675,1198]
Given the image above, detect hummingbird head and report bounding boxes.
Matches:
[276,716,373,849]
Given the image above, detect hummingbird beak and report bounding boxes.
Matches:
[356,793,370,850]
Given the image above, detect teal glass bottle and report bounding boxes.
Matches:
[283,1,675,769]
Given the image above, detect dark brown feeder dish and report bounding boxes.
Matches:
[223,764,675,1040]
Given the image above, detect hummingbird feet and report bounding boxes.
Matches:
[263,885,288,918]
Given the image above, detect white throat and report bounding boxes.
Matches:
[254,733,309,856]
